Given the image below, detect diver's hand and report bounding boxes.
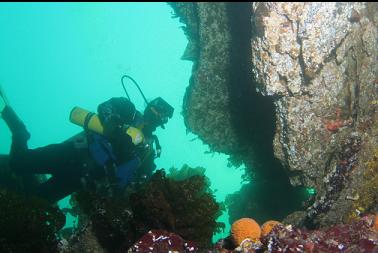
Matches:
[110,129,136,164]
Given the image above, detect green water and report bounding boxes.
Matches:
[0,2,244,242]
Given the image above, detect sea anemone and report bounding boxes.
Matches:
[231,218,261,245]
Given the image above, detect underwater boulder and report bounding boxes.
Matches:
[261,214,378,253]
[127,230,198,253]
[250,2,378,227]
[59,223,108,253]
[212,214,378,252]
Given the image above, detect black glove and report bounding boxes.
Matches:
[109,127,136,164]
[97,97,139,165]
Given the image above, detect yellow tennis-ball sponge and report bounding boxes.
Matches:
[374,214,378,231]
[261,220,281,237]
[231,218,261,245]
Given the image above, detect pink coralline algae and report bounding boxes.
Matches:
[127,230,198,253]
[323,108,352,133]
[128,215,378,253]
[261,214,378,253]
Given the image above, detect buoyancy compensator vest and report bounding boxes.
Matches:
[87,132,141,188]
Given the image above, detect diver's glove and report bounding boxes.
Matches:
[107,125,136,164]
[97,97,138,163]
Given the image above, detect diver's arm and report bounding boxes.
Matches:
[97,97,137,163]
[97,97,136,138]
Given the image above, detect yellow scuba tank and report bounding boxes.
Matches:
[69,106,144,145]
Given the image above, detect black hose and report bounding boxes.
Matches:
[121,75,149,105]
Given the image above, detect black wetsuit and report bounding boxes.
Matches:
[2,97,154,202]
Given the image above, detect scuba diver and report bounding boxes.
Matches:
[0,75,174,203]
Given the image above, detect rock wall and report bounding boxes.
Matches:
[170,2,305,224]
[170,2,377,227]
[171,2,238,154]
[251,2,377,226]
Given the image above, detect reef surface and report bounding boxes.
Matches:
[170,2,378,228]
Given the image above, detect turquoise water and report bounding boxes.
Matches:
[0,2,244,242]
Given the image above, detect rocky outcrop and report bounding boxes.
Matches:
[251,2,377,226]
[171,3,237,154]
[170,2,306,224]
[60,223,107,253]
[171,2,378,227]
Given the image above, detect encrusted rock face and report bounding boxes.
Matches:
[60,223,107,253]
[251,2,377,226]
[172,2,377,227]
[170,2,302,224]
[170,2,238,154]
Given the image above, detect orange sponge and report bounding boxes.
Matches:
[374,214,378,231]
[231,218,261,245]
[261,220,281,237]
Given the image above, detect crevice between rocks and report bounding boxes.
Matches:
[169,2,313,225]
[224,3,310,224]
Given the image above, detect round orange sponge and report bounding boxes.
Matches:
[374,214,378,231]
[231,218,261,245]
[261,220,281,237]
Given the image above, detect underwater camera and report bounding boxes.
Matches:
[121,75,174,129]
[144,97,174,129]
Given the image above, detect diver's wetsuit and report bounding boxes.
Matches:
[2,97,149,203]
